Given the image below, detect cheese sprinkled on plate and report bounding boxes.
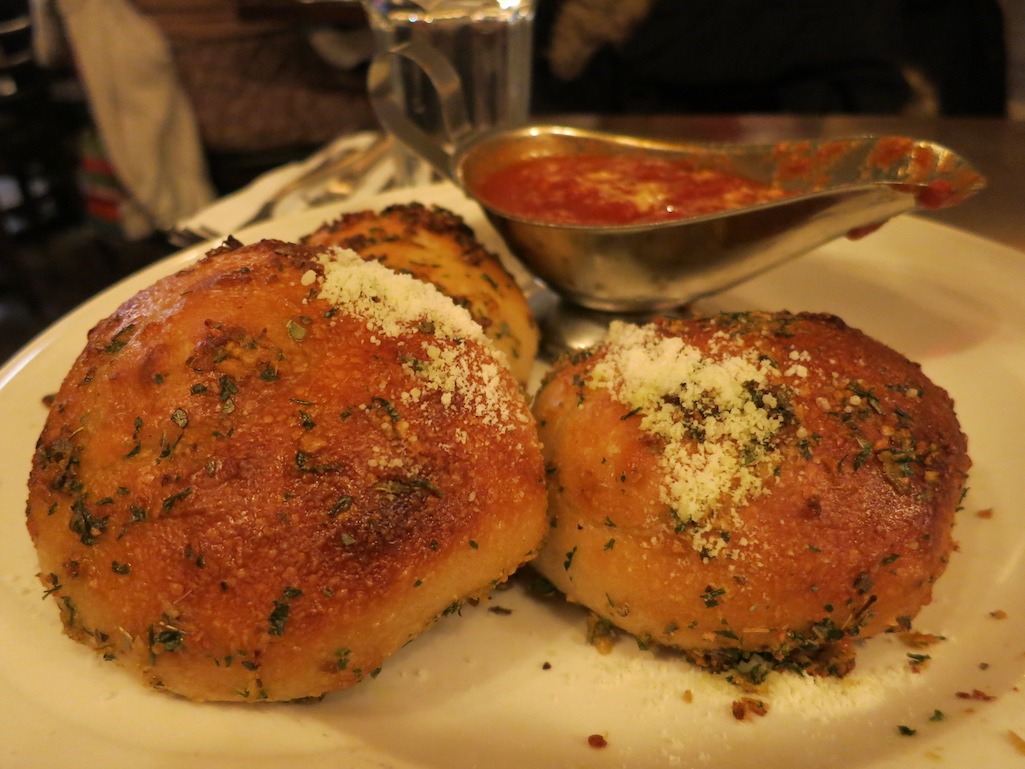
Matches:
[589,321,787,549]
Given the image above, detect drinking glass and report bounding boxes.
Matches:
[361,0,535,185]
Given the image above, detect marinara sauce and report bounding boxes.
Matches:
[475,154,790,226]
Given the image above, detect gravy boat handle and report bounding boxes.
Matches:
[367,39,473,178]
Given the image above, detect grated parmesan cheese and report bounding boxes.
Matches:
[314,247,520,434]
[588,322,789,554]
[399,343,524,433]
[316,247,488,344]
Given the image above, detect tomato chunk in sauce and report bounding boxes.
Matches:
[475,154,791,226]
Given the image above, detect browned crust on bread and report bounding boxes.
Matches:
[26,239,547,702]
[532,311,970,668]
[302,203,538,385]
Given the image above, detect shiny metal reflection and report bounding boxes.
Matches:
[370,41,986,313]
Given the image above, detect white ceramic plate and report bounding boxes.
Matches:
[3,184,1024,769]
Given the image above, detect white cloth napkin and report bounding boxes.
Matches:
[174,131,399,239]
[55,0,217,239]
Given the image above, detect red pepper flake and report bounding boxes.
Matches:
[955,689,996,702]
[990,609,1008,619]
[587,734,608,749]
[731,697,769,720]
[976,508,994,519]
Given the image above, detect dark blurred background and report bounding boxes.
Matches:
[1,0,1019,363]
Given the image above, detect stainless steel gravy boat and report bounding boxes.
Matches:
[369,41,987,312]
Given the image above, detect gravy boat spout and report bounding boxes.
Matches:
[456,127,986,311]
[369,42,987,312]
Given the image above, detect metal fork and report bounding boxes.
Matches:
[238,134,394,229]
[167,134,395,247]
[167,223,222,247]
